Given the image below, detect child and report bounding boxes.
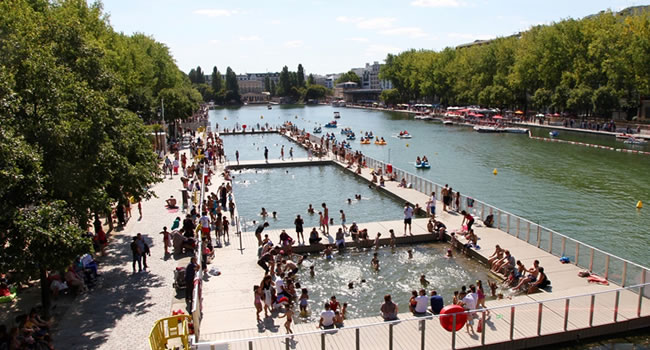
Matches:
[488,280,498,297]
[445,249,453,258]
[389,229,396,248]
[371,253,379,270]
[452,291,460,305]
[278,301,294,334]
[341,302,348,319]
[254,285,263,322]
[299,288,309,316]
[420,274,430,287]
[374,232,381,250]
[407,249,413,259]
[339,210,347,233]
[159,226,170,255]
[309,266,315,277]
[333,311,344,328]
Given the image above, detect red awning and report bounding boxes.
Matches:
[475,113,485,117]
[492,115,503,119]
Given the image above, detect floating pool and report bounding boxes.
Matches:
[231,165,405,230]
[293,244,489,323]
[221,133,308,161]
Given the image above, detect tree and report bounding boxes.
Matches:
[380,89,401,105]
[307,73,315,86]
[297,64,305,87]
[277,66,290,96]
[335,71,361,85]
[195,66,205,84]
[264,75,271,92]
[303,85,330,101]
[592,86,619,117]
[211,66,222,94]
[532,88,553,112]
[224,67,241,103]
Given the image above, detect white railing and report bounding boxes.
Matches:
[192,282,650,349]
[358,153,650,291]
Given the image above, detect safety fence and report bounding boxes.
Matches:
[191,282,650,349]
[360,153,650,292]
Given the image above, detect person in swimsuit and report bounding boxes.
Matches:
[260,275,274,317]
[381,294,398,321]
[278,301,294,334]
[322,203,329,235]
[254,285,263,321]
[294,215,305,245]
[339,210,347,233]
[461,211,475,231]
[299,288,309,316]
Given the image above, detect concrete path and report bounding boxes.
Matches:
[53,152,197,350]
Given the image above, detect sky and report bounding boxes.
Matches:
[100,0,647,75]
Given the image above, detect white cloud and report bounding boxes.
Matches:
[345,37,369,42]
[209,39,220,45]
[380,27,428,38]
[239,35,261,41]
[411,0,463,7]
[365,44,402,56]
[447,32,493,40]
[283,40,304,48]
[268,19,283,25]
[357,17,396,30]
[193,9,239,17]
[336,16,363,23]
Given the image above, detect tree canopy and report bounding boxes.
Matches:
[0,0,197,315]
[379,10,650,118]
[336,71,361,85]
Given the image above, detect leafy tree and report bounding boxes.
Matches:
[532,88,553,111]
[303,85,330,100]
[592,86,619,116]
[224,67,241,103]
[336,71,361,85]
[277,66,291,96]
[297,64,305,87]
[380,89,401,105]
[307,73,315,86]
[211,66,223,94]
[264,75,271,92]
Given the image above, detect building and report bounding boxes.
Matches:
[351,62,392,91]
[238,80,263,94]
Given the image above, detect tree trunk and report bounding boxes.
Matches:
[40,267,51,319]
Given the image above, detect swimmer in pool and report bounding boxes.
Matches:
[323,245,333,259]
[407,249,414,259]
[420,274,430,287]
[260,207,268,218]
[309,266,315,277]
[371,253,379,270]
[307,204,315,214]
[445,249,453,258]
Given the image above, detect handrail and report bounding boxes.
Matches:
[192,281,650,347]
[358,152,650,275]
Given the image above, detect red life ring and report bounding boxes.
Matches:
[439,304,467,332]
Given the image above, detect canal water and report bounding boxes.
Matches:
[221,133,308,161]
[293,244,488,322]
[212,105,650,268]
[231,165,404,230]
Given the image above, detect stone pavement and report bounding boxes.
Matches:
[53,153,197,350]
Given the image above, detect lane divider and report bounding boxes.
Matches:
[527,130,650,156]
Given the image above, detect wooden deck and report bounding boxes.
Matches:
[225,158,331,170]
[194,131,650,349]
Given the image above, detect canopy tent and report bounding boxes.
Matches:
[492,115,503,119]
[514,110,524,115]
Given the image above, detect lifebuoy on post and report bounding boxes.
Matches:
[439,304,467,332]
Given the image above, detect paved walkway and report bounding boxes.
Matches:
[53,152,196,350]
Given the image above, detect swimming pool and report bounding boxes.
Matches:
[221,133,308,161]
[231,165,405,230]
[293,244,489,323]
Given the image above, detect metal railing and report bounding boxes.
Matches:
[358,153,650,292]
[192,282,650,349]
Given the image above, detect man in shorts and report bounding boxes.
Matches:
[403,203,414,236]
[255,222,270,246]
[460,284,478,334]
[199,211,211,240]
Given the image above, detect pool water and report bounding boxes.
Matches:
[293,244,489,322]
[221,133,308,161]
[231,165,405,231]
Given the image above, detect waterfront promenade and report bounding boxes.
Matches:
[192,129,650,349]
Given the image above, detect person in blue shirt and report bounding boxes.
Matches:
[430,290,444,315]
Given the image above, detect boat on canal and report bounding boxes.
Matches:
[334,111,341,119]
[473,125,502,133]
[325,120,338,128]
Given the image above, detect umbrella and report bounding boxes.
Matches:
[492,115,503,119]
[475,113,485,117]
[515,110,524,115]
[553,113,561,117]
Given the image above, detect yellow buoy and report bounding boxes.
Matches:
[637,201,643,209]
[406,143,409,147]
[224,117,227,120]
[493,168,498,175]
[260,116,264,119]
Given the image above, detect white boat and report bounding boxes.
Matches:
[442,119,454,125]
[334,111,341,119]
[504,127,529,134]
[397,133,412,139]
[616,133,636,140]
[624,137,648,145]
[473,125,502,133]
[267,104,272,110]
[332,100,346,107]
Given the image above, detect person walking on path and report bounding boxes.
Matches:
[136,233,150,270]
[294,215,304,245]
[160,226,171,255]
[130,236,142,273]
[280,145,285,160]
[441,185,449,212]
[185,257,198,304]
[264,147,269,163]
[403,203,414,236]
[235,150,239,165]
[289,147,294,160]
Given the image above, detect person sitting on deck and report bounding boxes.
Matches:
[308,228,322,245]
[487,245,504,269]
[379,176,385,187]
[388,172,397,181]
[166,196,178,209]
[527,267,550,294]
[380,294,399,321]
[512,260,540,291]
[399,178,407,188]
[483,214,494,228]
[492,250,515,275]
